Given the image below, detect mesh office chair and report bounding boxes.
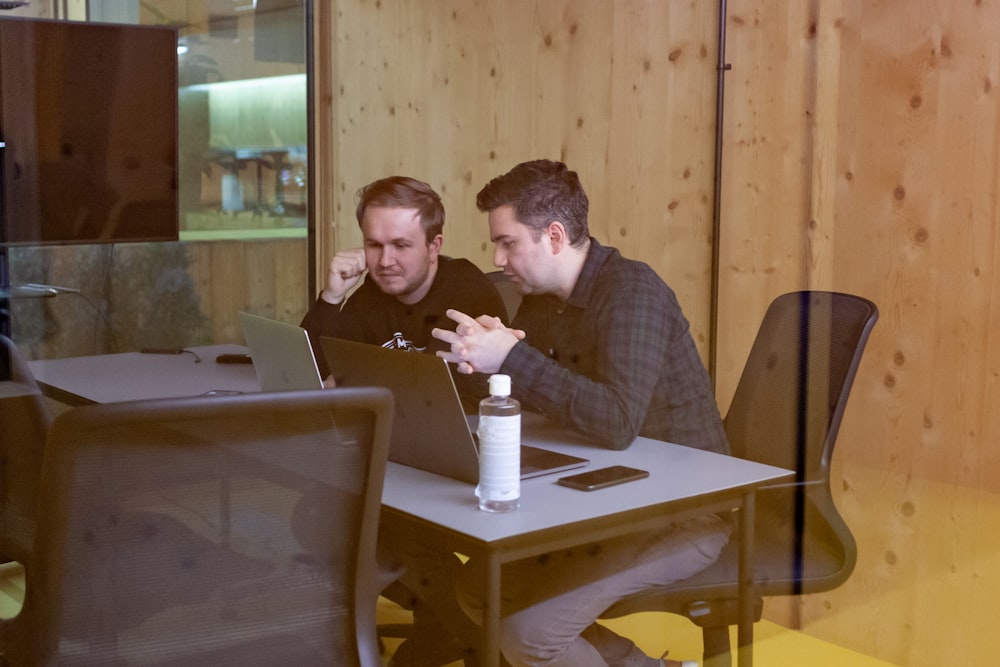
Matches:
[600,291,878,667]
[0,334,54,567]
[0,387,393,667]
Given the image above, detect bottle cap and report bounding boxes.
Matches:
[488,374,511,397]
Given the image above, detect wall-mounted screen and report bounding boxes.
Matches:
[0,17,178,246]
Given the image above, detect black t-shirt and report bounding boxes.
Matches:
[300,257,506,390]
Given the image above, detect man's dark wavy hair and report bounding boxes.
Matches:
[476,160,589,247]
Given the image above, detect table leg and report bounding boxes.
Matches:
[484,551,502,667]
[737,490,755,667]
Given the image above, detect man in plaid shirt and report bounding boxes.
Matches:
[433,159,728,667]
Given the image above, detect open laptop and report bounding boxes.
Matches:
[319,336,590,484]
[239,312,324,391]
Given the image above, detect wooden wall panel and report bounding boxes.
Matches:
[187,239,308,344]
[714,1,822,408]
[206,241,246,343]
[717,1,1000,665]
[273,239,310,321]
[602,1,721,347]
[327,0,720,353]
[244,242,279,316]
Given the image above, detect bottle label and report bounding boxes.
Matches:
[476,414,521,502]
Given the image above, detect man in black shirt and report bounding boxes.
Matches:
[300,175,506,382]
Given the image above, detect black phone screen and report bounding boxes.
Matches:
[556,465,649,491]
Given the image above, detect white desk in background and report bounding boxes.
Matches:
[26,346,791,667]
[27,344,258,406]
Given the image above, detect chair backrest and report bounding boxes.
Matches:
[0,334,53,566]
[4,387,393,667]
[723,291,878,483]
[597,292,877,631]
[723,291,877,595]
[486,270,523,322]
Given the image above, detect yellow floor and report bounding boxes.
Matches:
[377,595,899,667]
[0,562,896,665]
[600,609,898,667]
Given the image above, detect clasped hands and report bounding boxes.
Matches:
[432,309,525,375]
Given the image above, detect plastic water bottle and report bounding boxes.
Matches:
[477,374,520,512]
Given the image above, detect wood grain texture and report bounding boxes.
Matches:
[187,239,308,344]
[716,1,1000,665]
[326,0,719,354]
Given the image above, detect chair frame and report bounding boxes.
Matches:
[0,334,53,567]
[600,290,879,667]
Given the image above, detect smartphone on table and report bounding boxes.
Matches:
[556,465,649,491]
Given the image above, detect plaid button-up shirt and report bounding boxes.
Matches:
[501,239,728,454]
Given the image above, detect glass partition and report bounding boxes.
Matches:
[180,73,308,238]
[173,1,309,240]
[4,0,312,358]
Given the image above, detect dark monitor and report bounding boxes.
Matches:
[0,17,179,246]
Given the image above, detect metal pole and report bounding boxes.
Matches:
[710,0,731,389]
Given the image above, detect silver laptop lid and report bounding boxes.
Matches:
[239,312,324,392]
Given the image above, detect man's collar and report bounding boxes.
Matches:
[562,237,611,309]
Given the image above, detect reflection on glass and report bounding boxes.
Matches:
[180,74,308,235]
[173,3,309,239]
[5,1,311,359]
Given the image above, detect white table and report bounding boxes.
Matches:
[28,344,259,405]
[381,417,791,667]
